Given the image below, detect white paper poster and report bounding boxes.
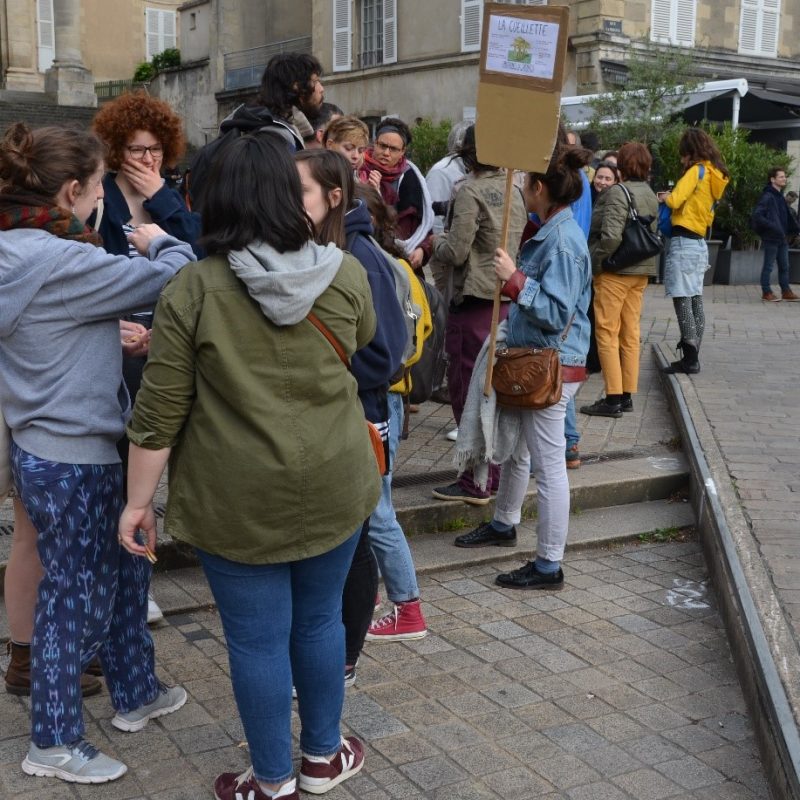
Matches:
[484,14,559,80]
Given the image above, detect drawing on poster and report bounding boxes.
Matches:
[484,14,559,80]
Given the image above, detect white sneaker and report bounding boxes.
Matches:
[112,684,187,732]
[446,427,459,442]
[22,739,127,783]
[147,592,164,625]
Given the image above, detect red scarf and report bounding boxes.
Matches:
[0,195,102,245]
[358,150,409,207]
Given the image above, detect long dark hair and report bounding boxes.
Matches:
[0,122,104,204]
[354,183,406,258]
[200,133,312,254]
[457,124,497,173]
[294,149,353,249]
[679,128,729,178]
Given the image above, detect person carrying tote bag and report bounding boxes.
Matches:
[582,142,659,419]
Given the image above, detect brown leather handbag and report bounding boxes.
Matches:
[306,311,387,475]
[491,315,575,410]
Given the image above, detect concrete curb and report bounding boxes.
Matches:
[653,343,800,800]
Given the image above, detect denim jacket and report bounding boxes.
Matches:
[506,207,591,367]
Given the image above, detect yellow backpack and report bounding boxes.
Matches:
[390,259,433,395]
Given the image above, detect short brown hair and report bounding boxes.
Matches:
[92,91,185,171]
[323,116,369,148]
[616,142,652,181]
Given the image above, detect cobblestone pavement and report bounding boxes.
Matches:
[0,534,768,800]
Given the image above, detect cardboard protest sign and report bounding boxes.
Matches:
[475,3,570,174]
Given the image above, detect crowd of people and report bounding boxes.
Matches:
[3,46,787,798]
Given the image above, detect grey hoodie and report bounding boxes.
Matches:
[0,230,195,464]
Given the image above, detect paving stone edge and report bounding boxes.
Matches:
[654,342,800,800]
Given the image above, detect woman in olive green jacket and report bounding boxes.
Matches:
[119,135,380,800]
[582,142,659,419]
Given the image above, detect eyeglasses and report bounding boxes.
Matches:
[374,140,404,155]
[127,144,164,160]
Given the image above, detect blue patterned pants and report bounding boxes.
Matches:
[11,443,159,747]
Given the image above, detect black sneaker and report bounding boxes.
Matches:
[454,521,517,548]
[432,483,491,506]
[621,396,633,412]
[580,398,623,418]
[495,561,564,590]
[344,664,357,688]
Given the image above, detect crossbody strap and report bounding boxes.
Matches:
[307,311,351,371]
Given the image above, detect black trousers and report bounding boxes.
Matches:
[342,519,378,666]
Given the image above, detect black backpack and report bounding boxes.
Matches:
[408,278,447,405]
[183,106,303,213]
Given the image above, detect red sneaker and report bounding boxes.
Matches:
[214,768,298,800]
[298,736,364,794]
[366,599,427,641]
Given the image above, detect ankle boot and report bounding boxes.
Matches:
[4,642,103,697]
[663,340,700,374]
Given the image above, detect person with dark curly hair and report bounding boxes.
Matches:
[93,91,201,624]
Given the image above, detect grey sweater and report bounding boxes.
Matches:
[0,230,195,464]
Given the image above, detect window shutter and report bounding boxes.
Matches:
[674,0,696,45]
[739,0,760,53]
[760,0,780,55]
[145,8,161,60]
[650,0,673,42]
[163,10,177,50]
[333,0,352,72]
[461,0,482,52]
[37,0,55,72]
[383,0,397,64]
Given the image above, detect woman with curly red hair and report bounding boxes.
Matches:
[93,92,201,624]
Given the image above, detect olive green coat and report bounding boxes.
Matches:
[588,180,660,276]
[128,253,381,564]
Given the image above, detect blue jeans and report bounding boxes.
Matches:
[197,528,360,784]
[564,395,579,451]
[761,240,790,294]
[12,444,157,748]
[367,392,419,603]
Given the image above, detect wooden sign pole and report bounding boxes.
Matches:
[483,168,515,397]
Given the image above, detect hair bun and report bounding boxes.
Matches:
[0,122,41,190]
[560,145,593,171]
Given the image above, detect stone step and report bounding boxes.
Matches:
[0,497,695,640]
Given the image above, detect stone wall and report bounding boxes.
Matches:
[0,92,96,131]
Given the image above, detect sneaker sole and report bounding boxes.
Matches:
[111,688,187,732]
[21,757,127,783]
[299,756,364,794]
[495,580,564,591]
[365,629,428,641]
[431,490,490,506]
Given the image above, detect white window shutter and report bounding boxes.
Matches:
[383,0,397,64]
[145,8,161,60]
[461,0,482,52]
[163,11,177,50]
[333,0,352,72]
[739,0,760,53]
[674,0,696,45]
[760,0,780,55]
[650,0,673,42]
[37,0,55,72]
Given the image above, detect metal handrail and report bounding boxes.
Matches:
[223,36,312,91]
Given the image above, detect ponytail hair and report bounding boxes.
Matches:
[527,126,592,207]
[0,123,104,203]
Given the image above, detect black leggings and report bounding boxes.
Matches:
[342,519,378,666]
[672,296,705,345]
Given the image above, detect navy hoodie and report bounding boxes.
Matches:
[345,200,408,427]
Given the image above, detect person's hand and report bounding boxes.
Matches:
[127,223,168,255]
[408,247,424,269]
[657,191,670,203]
[118,503,157,558]
[493,247,516,282]
[120,320,150,357]
[121,158,164,200]
[368,170,382,191]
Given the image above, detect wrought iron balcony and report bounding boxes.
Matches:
[223,36,312,91]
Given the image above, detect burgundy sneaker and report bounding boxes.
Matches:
[214,768,298,800]
[366,599,427,641]
[298,736,364,794]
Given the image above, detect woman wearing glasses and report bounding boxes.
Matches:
[357,117,434,269]
[92,92,201,624]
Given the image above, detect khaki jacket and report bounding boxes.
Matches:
[128,254,381,564]
[431,170,527,304]
[589,180,660,276]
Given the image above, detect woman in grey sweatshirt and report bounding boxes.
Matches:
[0,123,194,784]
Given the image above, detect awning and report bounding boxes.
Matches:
[561,79,749,128]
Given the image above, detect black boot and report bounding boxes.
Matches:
[663,340,700,374]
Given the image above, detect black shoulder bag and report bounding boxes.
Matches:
[602,184,663,272]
